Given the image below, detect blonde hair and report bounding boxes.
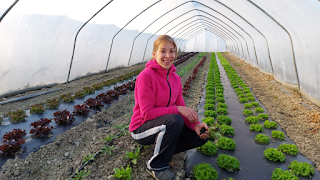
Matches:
[151,35,178,60]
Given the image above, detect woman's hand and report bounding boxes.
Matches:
[194,123,210,139]
[177,106,199,123]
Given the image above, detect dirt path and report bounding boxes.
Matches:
[222,52,320,172]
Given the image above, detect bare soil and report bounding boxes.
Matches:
[0,52,211,180]
[222,52,320,173]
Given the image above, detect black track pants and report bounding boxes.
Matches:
[131,114,207,170]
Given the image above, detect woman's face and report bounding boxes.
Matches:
[152,41,175,71]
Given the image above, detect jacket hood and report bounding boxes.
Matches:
[146,59,176,74]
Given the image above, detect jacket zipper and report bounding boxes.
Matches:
[166,71,171,107]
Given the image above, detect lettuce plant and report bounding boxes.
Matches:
[197,141,217,156]
[2,129,26,140]
[271,168,298,180]
[83,86,95,94]
[0,129,26,156]
[220,124,235,135]
[258,113,269,120]
[238,94,246,98]
[278,143,299,155]
[60,93,75,103]
[288,160,314,177]
[85,98,104,109]
[71,169,91,180]
[250,124,263,132]
[46,98,60,109]
[271,130,285,140]
[203,117,215,127]
[222,178,235,180]
[236,91,244,96]
[255,134,270,144]
[8,109,28,123]
[217,102,228,108]
[248,97,255,101]
[217,154,240,171]
[217,137,236,150]
[92,83,104,90]
[206,94,215,100]
[206,86,215,91]
[232,85,239,89]
[30,118,53,137]
[244,103,253,109]
[216,93,224,97]
[217,107,228,115]
[30,104,45,114]
[263,148,286,162]
[204,104,215,111]
[205,99,215,105]
[204,110,217,118]
[217,115,231,124]
[193,163,218,180]
[245,93,254,97]
[73,104,90,116]
[250,102,260,107]
[74,90,86,99]
[264,120,278,129]
[53,110,75,125]
[239,98,248,103]
[245,116,259,124]
[243,109,253,116]
[216,89,223,94]
[243,88,250,93]
[255,107,264,113]
[206,90,215,95]
[216,97,225,103]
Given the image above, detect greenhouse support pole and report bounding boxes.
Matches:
[105,0,162,71]
[67,0,114,83]
[247,0,300,89]
[0,0,19,23]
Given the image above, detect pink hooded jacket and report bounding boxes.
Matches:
[129,59,199,132]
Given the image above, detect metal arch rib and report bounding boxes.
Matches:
[247,0,300,89]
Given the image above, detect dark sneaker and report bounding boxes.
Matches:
[146,168,175,180]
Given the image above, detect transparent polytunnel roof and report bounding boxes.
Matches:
[1,0,320,106]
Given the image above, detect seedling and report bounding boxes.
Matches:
[216,97,225,103]
[125,148,140,164]
[203,117,215,127]
[100,145,115,156]
[30,104,45,114]
[264,120,278,129]
[217,102,228,108]
[263,148,286,162]
[113,165,132,180]
[220,124,235,135]
[83,153,95,164]
[92,83,104,90]
[204,110,217,118]
[204,104,215,111]
[255,134,270,144]
[193,163,218,180]
[250,124,263,132]
[60,93,75,103]
[271,130,285,140]
[217,107,228,115]
[8,109,28,123]
[71,169,91,180]
[258,113,269,120]
[272,168,298,180]
[288,160,314,177]
[101,134,115,143]
[113,124,129,136]
[243,109,253,116]
[278,143,299,155]
[197,141,217,156]
[217,137,236,150]
[245,116,259,124]
[255,107,264,113]
[217,115,231,125]
[217,154,240,171]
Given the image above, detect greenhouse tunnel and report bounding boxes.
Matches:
[1,0,320,179]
